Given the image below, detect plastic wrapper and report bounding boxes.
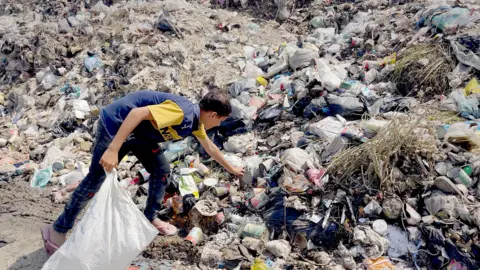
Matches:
[444,122,480,152]
[84,55,103,72]
[244,61,265,79]
[308,116,344,142]
[289,49,317,70]
[228,78,257,97]
[258,105,282,121]
[230,98,257,122]
[327,95,364,117]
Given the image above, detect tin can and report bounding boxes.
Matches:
[259,158,275,177]
[213,186,230,197]
[138,169,150,183]
[194,162,210,176]
[246,190,269,210]
[240,223,268,240]
[185,227,203,246]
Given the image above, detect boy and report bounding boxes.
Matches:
[41,90,244,255]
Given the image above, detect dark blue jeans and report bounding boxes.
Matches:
[53,121,170,233]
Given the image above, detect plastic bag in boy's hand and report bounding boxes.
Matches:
[42,170,158,270]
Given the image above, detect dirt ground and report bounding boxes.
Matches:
[0,177,58,269]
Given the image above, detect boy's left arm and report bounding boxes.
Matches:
[196,136,245,177]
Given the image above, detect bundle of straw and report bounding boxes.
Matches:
[392,44,455,99]
[326,117,420,190]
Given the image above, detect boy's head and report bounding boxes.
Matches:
[199,90,231,130]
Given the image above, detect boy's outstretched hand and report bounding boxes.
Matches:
[228,166,245,177]
[100,147,118,172]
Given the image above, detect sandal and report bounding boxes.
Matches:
[40,224,60,256]
[152,220,178,236]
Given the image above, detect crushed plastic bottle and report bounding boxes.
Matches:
[84,55,103,72]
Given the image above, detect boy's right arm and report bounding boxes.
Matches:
[100,107,153,172]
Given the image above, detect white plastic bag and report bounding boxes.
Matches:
[42,170,158,270]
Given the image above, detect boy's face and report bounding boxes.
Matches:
[201,111,229,130]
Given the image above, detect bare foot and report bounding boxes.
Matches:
[50,225,67,247]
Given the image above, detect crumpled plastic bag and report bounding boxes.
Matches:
[230,98,257,122]
[229,78,257,97]
[451,40,480,70]
[42,170,158,270]
[289,48,318,70]
[444,122,480,152]
[448,89,480,119]
[464,78,480,95]
[224,154,245,168]
[266,240,291,259]
[223,132,257,154]
[308,116,344,142]
[327,94,365,117]
[424,192,463,220]
[314,59,342,91]
[281,148,310,173]
[353,226,390,259]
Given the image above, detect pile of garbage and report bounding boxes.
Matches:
[3,0,480,269]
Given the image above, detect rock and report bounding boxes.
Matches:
[382,197,403,219]
[434,176,461,195]
[57,67,67,76]
[58,19,71,33]
[405,204,421,225]
[417,58,429,66]
[83,26,94,36]
[80,141,92,152]
[67,16,80,27]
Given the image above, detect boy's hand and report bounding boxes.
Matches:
[228,166,245,177]
[100,147,118,172]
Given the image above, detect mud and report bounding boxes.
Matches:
[142,235,200,264]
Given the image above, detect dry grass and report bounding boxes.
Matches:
[392,44,455,99]
[326,116,425,191]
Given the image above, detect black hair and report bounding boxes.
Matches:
[199,90,232,117]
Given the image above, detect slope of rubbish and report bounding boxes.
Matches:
[2,0,480,269]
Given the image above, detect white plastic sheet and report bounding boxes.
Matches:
[42,170,158,270]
